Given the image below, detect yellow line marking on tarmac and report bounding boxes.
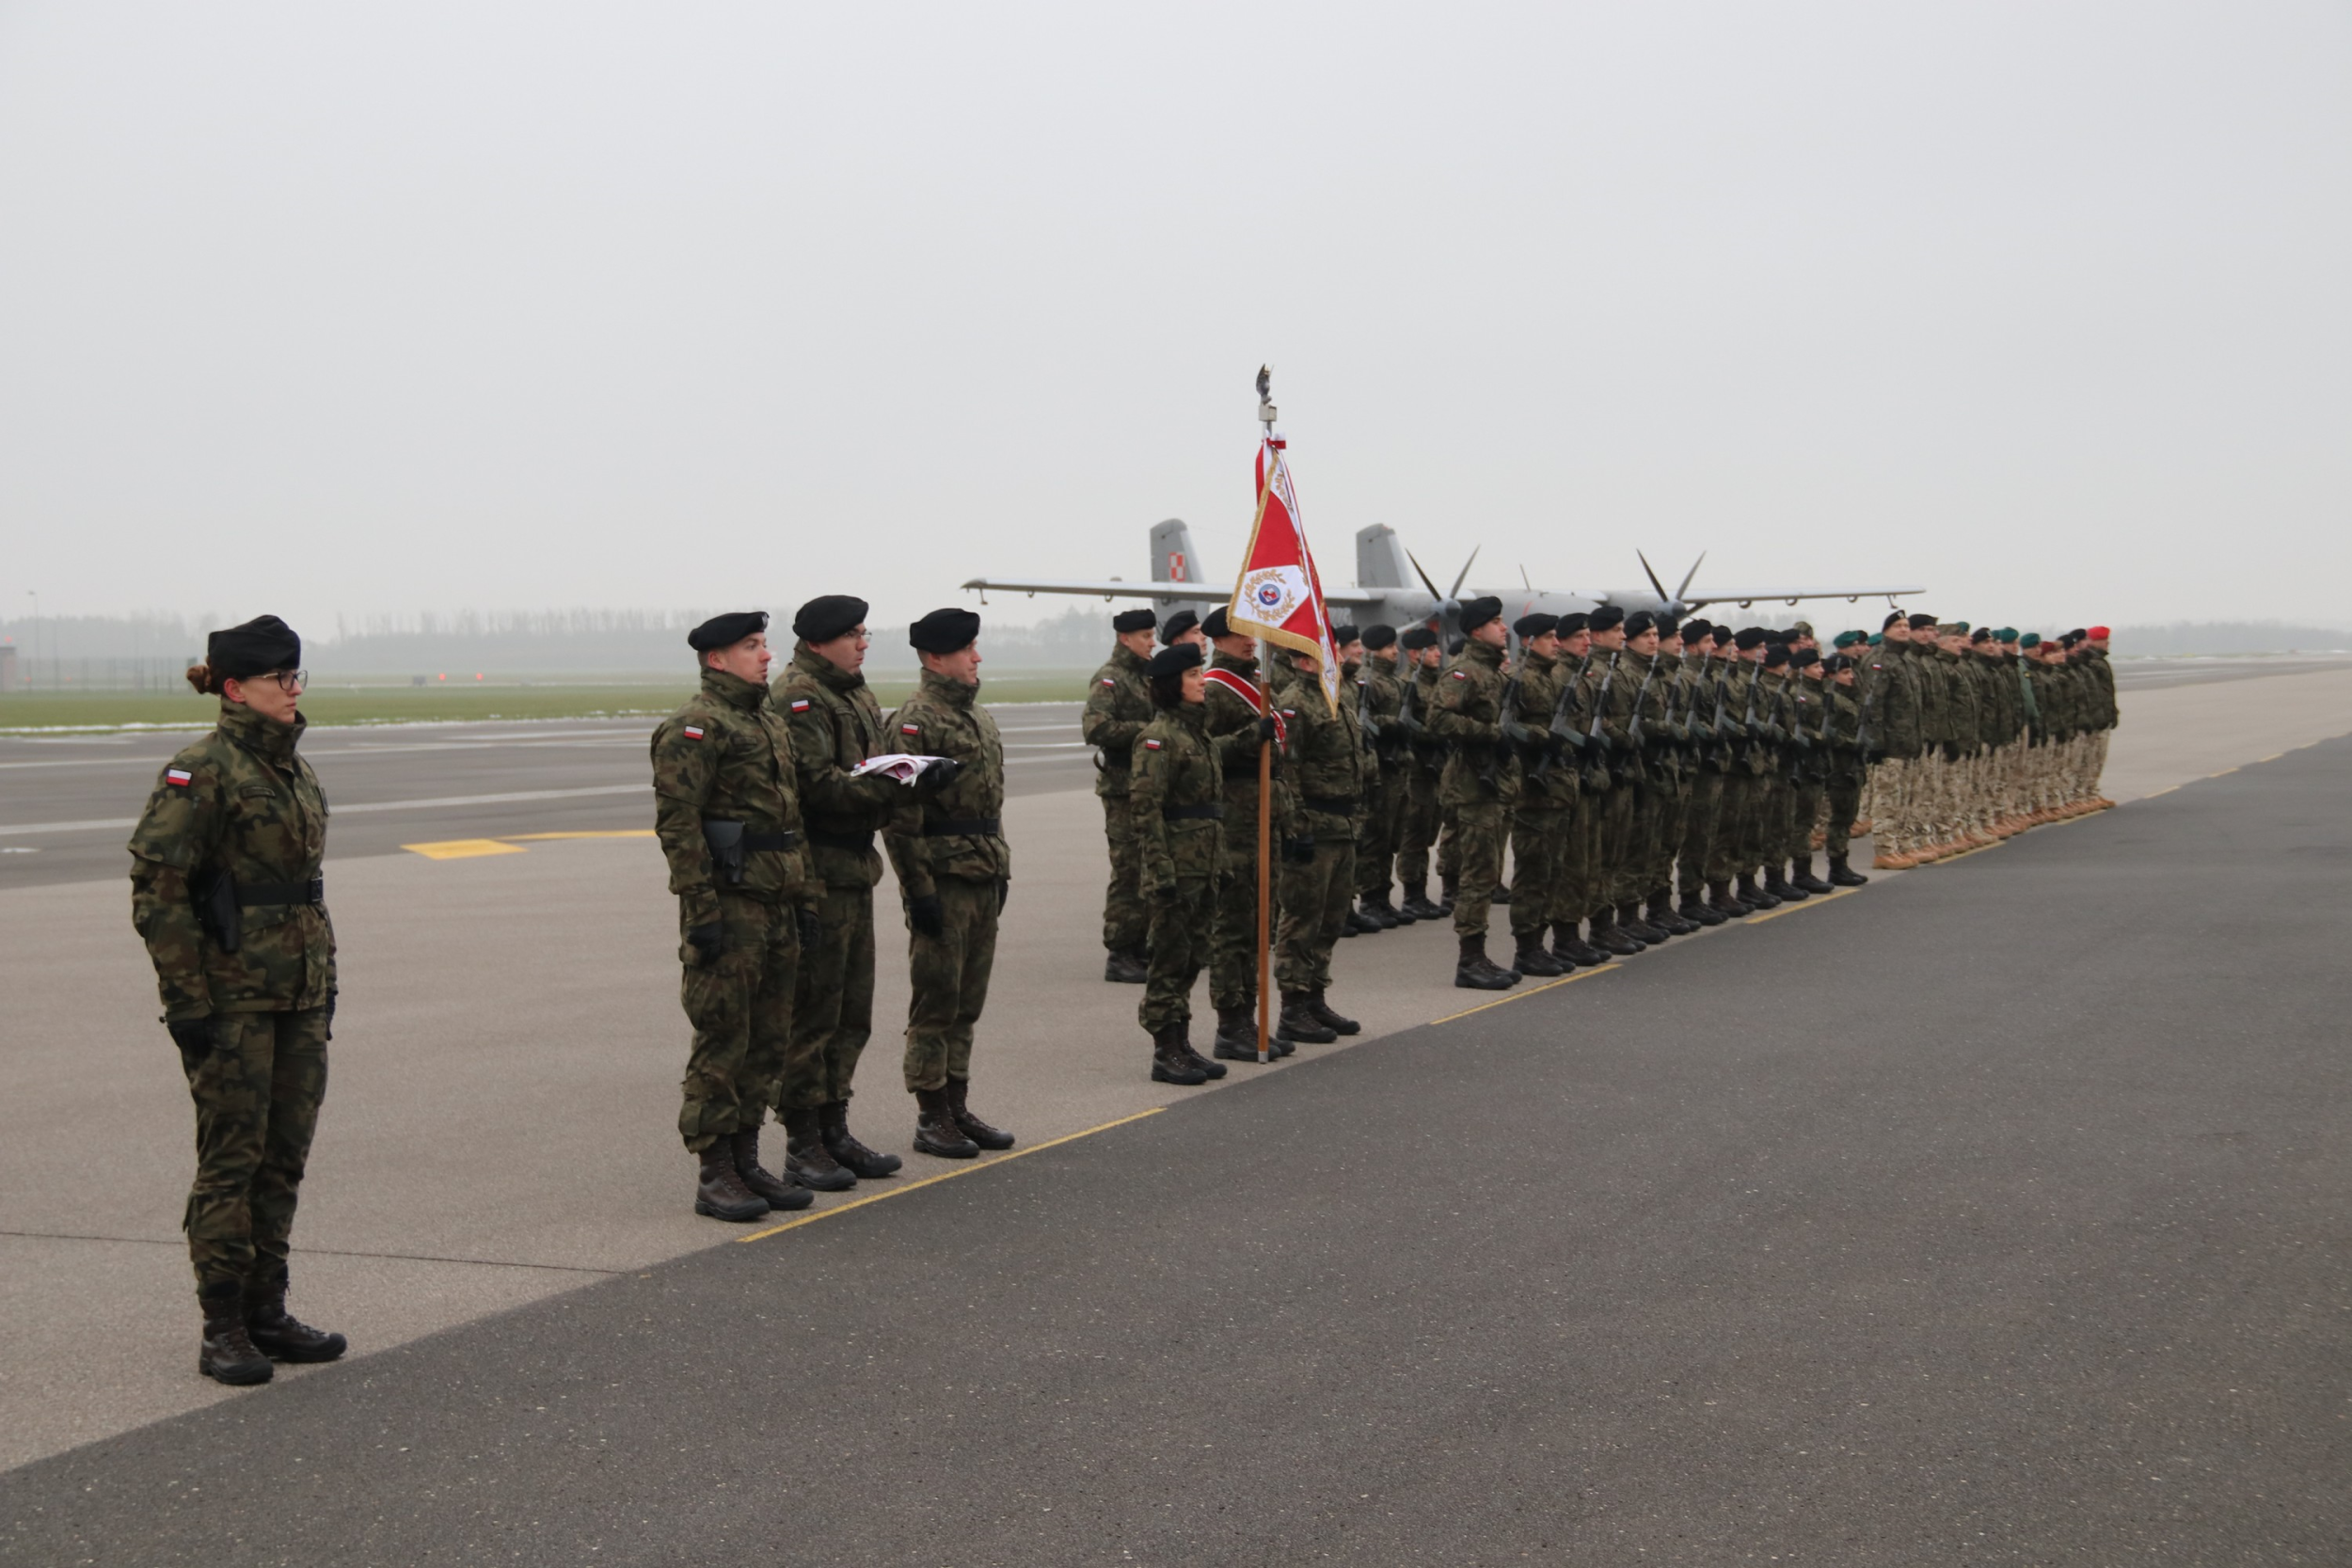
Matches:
[1426,963,1620,1026]
[2258,752,2284,762]
[1742,885,1864,923]
[2139,785,2180,798]
[2209,767,2239,778]
[503,830,656,840]
[736,1108,1167,1243]
[401,838,529,860]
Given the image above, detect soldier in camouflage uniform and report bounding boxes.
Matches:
[1353,625,1414,928]
[1083,609,1158,983]
[1545,613,1614,967]
[1819,653,1871,885]
[1781,648,1836,895]
[1327,626,1381,940]
[1131,641,1261,1084]
[1200,607,1292,1061]
[1428,595,1522,990]
[1503,613,1573,975]
[651,611,818,1223]
[130,615,346,1386]
[1862,614,1928,868]
[772,594,923,1190]
[885,608,1016,1161]
[1706,627,1772,916]
[1393,627,1449,919]
[1672,622,1733,928]
[1271,641,1366,1042]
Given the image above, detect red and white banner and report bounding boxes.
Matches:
[1228,437,1341,714]
[1201,667,1287,744]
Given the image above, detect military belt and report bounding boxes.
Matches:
[237,877,325,907]
[1300,794,1358,815]
[1097,753,1131,770]
[805,827,874,852]
[1161,803,1225,821]
[921,816,1002,837]
[741,830,802,852]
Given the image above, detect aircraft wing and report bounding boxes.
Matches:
[1681,583,1924,610]
[961,576,1389,607]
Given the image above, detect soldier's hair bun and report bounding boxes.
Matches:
[184,662,222,696]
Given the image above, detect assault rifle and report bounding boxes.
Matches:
[1483,674,1527,795]
[1851,679,1883,760]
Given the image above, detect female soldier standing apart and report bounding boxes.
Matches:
[128,615,345,1386]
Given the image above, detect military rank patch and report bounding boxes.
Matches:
[683,725,706,740]
[788,698,811,713]
[165,768,193,787]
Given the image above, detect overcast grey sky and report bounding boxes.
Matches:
[2,2,2346,641]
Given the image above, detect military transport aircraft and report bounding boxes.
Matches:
[963,519,1922,636]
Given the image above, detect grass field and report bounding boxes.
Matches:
[0,672,1094,732]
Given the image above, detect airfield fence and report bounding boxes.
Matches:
[3,655,197,693]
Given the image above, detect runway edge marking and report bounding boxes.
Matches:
[1427,963,1621,1027]
[1741,883,1870,922]
[736,1107,1167,1243]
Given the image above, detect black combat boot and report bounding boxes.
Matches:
[1454,934,1519,990]
[1337,908,1363,937]
[1708,879,1748,917]
[243,1274,348,1364]
[946,1078,1015,1150]
[1513,933,1565,976]
[1491,884,1513,906]
[1766,863,1807,900]
[694,1139,772,1221]
[1618,900,1668,943]
[913,1086,979,1159]
[1277,990,1339,1043]
[1553,921,1607,968]
[1378,889,1416,925]
[1735,873,1779,911]
[1791,858,1836,895]
[1592,909,1646,957]
[1649,891,1700,935]
[1438,873,1459,911]
[820,1101,903,1178]
[1678,891,1728,927]
[198,1281,273,1386]
[1401,882,1446,921]
[779,1109,856,1193]
[1211,1005,1267,1062]
[732,1123,817,1209]
[1308,988,1360,1036]
[1827,853,1869,888]
[1150,1022,1209,1085]
[1363,895,1402,929]
[1104,948,1149,984]
[1178,1020,1227,1079]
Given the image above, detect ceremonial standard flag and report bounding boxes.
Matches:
[1228,436,1342,714]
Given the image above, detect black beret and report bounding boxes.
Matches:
[1907,612,1939,631]
[1820,653,1849,674]
[689,610,769,653]
[910,607,981,655]
[1792,645,1822,667]
[1556,611,1591,635]
[1762,643,1790,669]
[1735,626,1769,650]
[1160,609,1200,643]
[1658,617,1681,639]
[1969,626,1993,643]
[1202,607,1234,639]
[1587,605,1626,632]
[1147,642,1204,678]
[1513,612,1558,640]
[1624,610,1658,637]
[2064,627,2089,642]
[1399,626,1438,650]
[1883,610,1909,630]
[1457,595,1503,632]
[206,614,301,680]
[1112,608,1157,635]
[1332,623,1361,645]
[1360,624,1397,650]
[1681,617,1712,638]
[792,594,867,645]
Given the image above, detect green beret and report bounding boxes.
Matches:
[1867,632,1883,646]
[1833,630,1864,649]
[2018,632,2041,648]
[1943,620,1970,634]
[1994,627,2017,642]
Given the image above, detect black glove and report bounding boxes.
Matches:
[1256,715,1279,743]
[1281,835,1316,864]
[909,895,946,938]
[685,922,723,967]
[796,905,822,946]
[922,756,963,791]
[167,1016,215,1069]
[324,990,337,1042]
[997,880,1009,912]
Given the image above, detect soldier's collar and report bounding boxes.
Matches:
[793,646,865,693]
[702,667,768,710]
[920,668,977,707]
[1463,638,1503,666]
[1112,642,1150,672]
[218,698,305,766]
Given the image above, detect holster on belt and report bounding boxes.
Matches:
[701,819,748,886]
[191,869,242,954]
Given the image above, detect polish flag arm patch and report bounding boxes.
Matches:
[1099,678,1117,687]
[165,768,194,787]
[900,723,921,736]
[788,698,811,713]
[1143,738,1162,750]
[682,725,706,741]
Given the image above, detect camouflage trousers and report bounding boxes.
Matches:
[1508,803,1569,941]
[1784,779,1825,865]
[1441,799,1506,939]
[182,1006,329,1292]
[1099,794,1149,955]
[1709,773,1758,884]
[1679,768,1724,895]
[1746,773,1787,876]
[1356,767,1406,900]
[903,876,1000,1092]
[679,892,799,1151]
[1591,784,1635,910]
[1277,838,1354,992]
[1210,801,1265,1012]
[1559,789,1603,925]
[1396,764,1443,891]
[780,880,876,1112]
[1141,875,1216,1031]
[1824,770,1864,860]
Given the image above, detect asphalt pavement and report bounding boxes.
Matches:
[2,734,2345,1564]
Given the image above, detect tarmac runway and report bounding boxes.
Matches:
[2,660,2350,1561]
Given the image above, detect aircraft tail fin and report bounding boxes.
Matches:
[1356,524,1414,592]
[1148,519,1207,603]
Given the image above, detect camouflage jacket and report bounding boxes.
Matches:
[1131,702,1239,888]
[1856,643,1923,760]
[1936,649,1982,751]
[1202,647,1295,837]
[1823,681,1867,774]
[773,643,901,889]
[2077,647,2119,727]
[885,670,1009,895]
[1081,643,1153,799]
[1431,636,1520,808]
[651,667,814,927]
[128,701,335,1021]
[1904,642,1950,749]
[1273,658,1365,841]
[1358,657,1408,773]
[1406,661,1448,777]
[1511,649,1576,806]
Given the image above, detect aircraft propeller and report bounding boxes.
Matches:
[1633,550,1709,615]
[1406,546,1485,633]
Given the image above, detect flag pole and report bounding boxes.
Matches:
[1256,638,1273,1064]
